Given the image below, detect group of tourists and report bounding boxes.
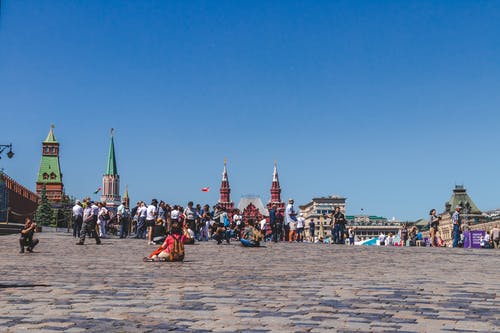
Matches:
[20,197,500,257]
[429,205,500,248]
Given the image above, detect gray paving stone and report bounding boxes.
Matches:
[0,232,499,332]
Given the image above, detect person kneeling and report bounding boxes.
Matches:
[240,219,263,247]
[144,222,184,262]
[20,217,39,253]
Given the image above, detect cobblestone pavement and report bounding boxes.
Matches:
[0,232,499,332]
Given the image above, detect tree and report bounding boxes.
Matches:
[35,184,53,226]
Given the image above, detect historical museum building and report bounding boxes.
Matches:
[217,161,285,221]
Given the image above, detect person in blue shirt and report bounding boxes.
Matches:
[451,205,462,248]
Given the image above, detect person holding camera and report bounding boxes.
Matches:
[19,217,39,253]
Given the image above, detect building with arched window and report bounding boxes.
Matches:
[36,125,64,202]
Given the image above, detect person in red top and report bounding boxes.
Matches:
[145,222,184,261]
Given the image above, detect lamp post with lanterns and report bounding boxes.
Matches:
[0,144,14,159]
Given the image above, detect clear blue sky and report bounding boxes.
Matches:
[1,1,500,220]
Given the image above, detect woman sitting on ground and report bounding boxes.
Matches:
[240,219,263,247]
[145,222,184,261]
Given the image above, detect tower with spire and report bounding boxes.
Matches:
[36,125,64,202]
[218,159,234,212]
[101,129,121,209]
[123,185,130,209]
[267,161,285,214]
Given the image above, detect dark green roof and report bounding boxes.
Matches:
[105,134,118,175]
[445,185,481,214]
[37,155,62,183]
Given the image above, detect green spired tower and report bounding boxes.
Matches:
[100,128,121,209]
[36,125,64,202]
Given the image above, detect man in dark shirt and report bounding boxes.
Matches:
[309,219,316,242]
[332,207,346,244]
[269,205,278,242]
[19,217,39,253]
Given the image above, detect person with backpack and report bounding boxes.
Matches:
[144,221,184,262]
[97,202,109,238]
[240,219,263,247]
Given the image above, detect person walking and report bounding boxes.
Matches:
[399,224,408,246]
[200,204,212,241]
[72,200,83,238]
[429,209,440,247]
[491,226,500,249]
[135,201,147,239]
[333,207,346,244]
[146,199,158,245]
[97,202,109,238]
[296,213,305,242]
[284,199,297,242]
[269,205,278,242]
[452,205,462,248]
[308,219,315,242]
[348,226,355,245]
[77,202,101,245]
[117,200,129,238]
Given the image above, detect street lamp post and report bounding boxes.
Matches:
[0,144,14,159]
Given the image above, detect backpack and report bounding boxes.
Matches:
[169,236,185,262]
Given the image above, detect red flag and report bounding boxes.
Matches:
[201,187,210,192]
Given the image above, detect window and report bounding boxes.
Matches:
[43,173,49,180]
[50,173,56,180]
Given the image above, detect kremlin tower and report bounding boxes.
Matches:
[123,185,130,209]
[36,125,64,202]
[267,162,285,214]
[218,159,234,212]
[101,129,121,209]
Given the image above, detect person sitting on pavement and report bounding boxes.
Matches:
[145,222,184,262]
[240,219,263,247]
[19,217,39,253]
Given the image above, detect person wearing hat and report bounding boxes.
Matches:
[451,205,462,248]
[146,199,158,245]
[77,200,101,245]
[72,200,83,238]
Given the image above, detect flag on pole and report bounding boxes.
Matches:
[201,187,210,192]
[93,187,102,194]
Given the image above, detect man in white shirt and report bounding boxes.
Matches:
[296,213,305,242]
[184,202,198,237]
[146,199,158,245]
[72,200,83,238]
[284,199,297,241]
[135,202,147,239]
[117,200,129,239]
[259,218,267,241]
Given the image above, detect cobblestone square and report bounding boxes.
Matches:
[1,232,499,332]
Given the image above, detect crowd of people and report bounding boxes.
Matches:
[18,198,500,256]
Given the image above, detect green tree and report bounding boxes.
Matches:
[35,184,53,226]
